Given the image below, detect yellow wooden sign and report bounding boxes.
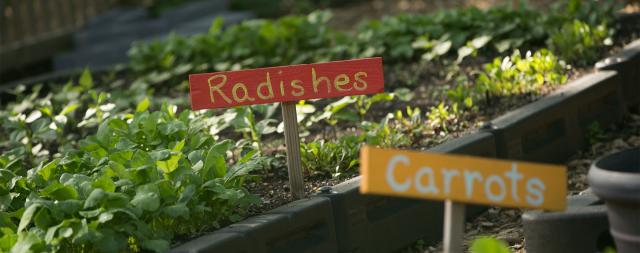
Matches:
[360,146,567,211]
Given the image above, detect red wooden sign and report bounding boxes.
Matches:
[189,57,384,110]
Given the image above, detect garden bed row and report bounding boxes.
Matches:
[171,39,640,253]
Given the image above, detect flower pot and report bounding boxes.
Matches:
[588,148,640,253]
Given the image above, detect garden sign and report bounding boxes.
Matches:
[359,146,567,253]
[189,57,384,199]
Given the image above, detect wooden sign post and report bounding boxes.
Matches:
[189,58,384,199]
[359,146,567,252]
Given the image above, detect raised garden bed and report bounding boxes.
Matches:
[171,39,640,252]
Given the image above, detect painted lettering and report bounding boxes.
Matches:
[354,71,368,91]
[526,178,545,206]
[291,80,305,97]
[334,74,352,92]
[312,68,331,93]
[232,83,255,103]
[386,154,411,192]
[415,167,439,194]
[442,169,460,194]
[463,170,482,198]
[257,72,275,100]
[485,175,507,202]
[506,163,524,202]
[208,74,233,104]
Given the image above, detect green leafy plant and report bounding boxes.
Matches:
[476,49,568,97]
[548,19,613,66]
[1,106,264,252]
[229,106,278,155]
[470,236,511,253]
[426,102,460,134]
[300,135,360,178]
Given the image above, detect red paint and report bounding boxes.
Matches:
[189,57,384,110]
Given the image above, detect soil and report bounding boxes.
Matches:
[404,111,640,253]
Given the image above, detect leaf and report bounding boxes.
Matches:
[11,232,44,253]
[392,88,414,102]
[156,154,181,174]
[96,121,112,148]
[33,209,53,229]
[159,120,187,135]
[494,40,512,53]
[0,227,17,250]
[209,17,224,35]
[36,159,59,181]
[60,103,80,116]
[95,228,127,253]
[79,68,94,89]
[172,140,185,152]
[83,189,106,209]
[18,204,40,232]
[457,46,474,62]
[163,204,189,218]
[92,176,116,193]
[25,111,42,124]
[136,97,151,113]
[141,239,170,253]
[433,40,452,56]
[40,182,78,201]
[470,237,511,253]
[205,151,226,179]
[131,184,160,211]
[98,212,114,223]
[108,119,128,134]
[471,35,492,49]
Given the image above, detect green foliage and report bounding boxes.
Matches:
[129,11,350,74]
[477,49,568,97]
[549,0,620,27]
[229,105,279,155]
[228,0,360,17]
[548,20,613,66]
[470,236,512,253]
[0,107,263,252]
[0,71,266,252]
[129,1,618,78]
[426,103,461,134]
[368,6,546,62]
[300,135,360,178]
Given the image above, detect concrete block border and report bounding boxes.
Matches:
[522,193,610,253]
[596,39,640,110]
[171,197,337,253]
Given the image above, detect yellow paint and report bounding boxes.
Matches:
[291,80,305,96]
[334,74,352,92]
[257,72,275,100]
[312,67,332,93]
[360,146,566,211]
[208,74,232,104]
[353,72,368,91]
[231,83,255,102]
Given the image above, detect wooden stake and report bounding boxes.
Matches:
[442,200,465,253]
[281,101,305,199]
